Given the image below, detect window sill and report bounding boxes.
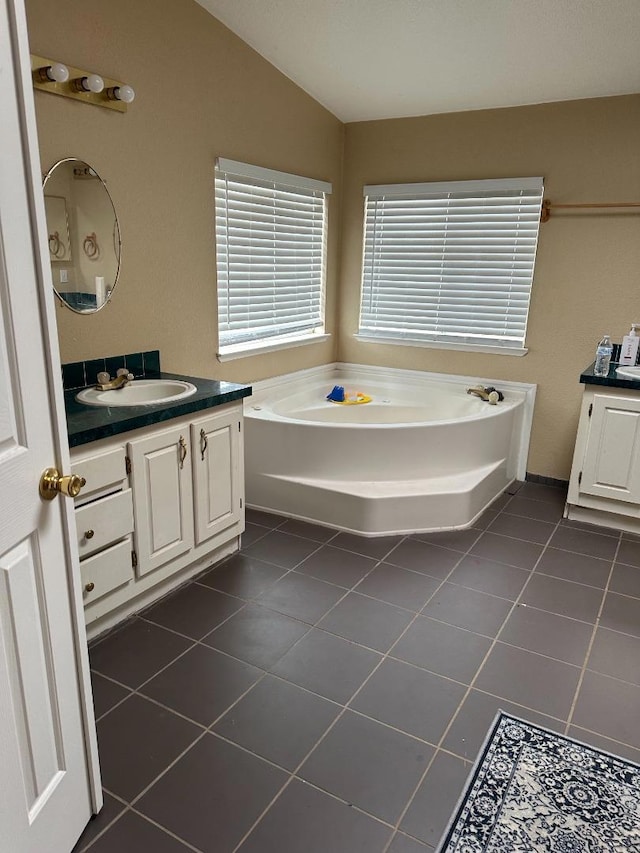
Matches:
[354,334,528,357]
[217,333,331,362]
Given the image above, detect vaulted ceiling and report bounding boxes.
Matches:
[196,0,640,122]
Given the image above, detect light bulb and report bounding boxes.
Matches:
[36,61,69,83]
[107,84,135,104]
[78,74,104,93]
[46,62,69,83]
[115,84,135,103]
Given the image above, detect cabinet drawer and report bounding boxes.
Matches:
[73,446,127,502]
[76,489,134,558]
[81,537,134,605]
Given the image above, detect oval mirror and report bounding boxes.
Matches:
[43,158,121,313]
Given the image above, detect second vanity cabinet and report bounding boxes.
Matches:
[566,385,640,530]
[71,401,244,634]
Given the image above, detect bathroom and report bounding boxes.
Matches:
[2,0,640,850]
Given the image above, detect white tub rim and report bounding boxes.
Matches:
[247,381,523,429]
[244,362,537,480]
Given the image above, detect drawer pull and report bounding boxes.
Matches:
[85,582,95,593]
[179,435,187,469]
[85,529,95,539]
[200,428,208,460]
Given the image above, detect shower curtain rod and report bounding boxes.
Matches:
[541,199,640,222]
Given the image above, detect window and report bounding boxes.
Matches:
[359,177,544,354]
[215,158,331,358]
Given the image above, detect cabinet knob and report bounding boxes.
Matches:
[85,529,95,539]
[85,582,95,593]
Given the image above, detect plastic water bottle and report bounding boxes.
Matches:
[594,335,613,377]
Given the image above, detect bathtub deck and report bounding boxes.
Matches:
[252,458,508,536]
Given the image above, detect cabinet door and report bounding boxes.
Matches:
[191,410,243,546]
[128,426,194,576]
[581,394,640,503]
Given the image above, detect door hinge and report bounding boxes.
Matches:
[240,497,243,508]
[125,455,132,475]
[131,549,138,568]
[578,471,582,485]
[588,404,593,418]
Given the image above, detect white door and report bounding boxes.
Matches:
[191,409,243,546]
[581,394,640,503]
[129,425,194,576]
[0,2,99,851]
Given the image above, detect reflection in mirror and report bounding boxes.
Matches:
[43,158,121,313]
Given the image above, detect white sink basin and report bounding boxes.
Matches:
[76,379,197,407]
[615,366,640,380]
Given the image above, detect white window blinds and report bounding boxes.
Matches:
[215,158,331,352]
[359,177,544,350]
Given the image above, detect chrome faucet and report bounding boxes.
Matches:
[96,368,134,391]
[466,385,504,405]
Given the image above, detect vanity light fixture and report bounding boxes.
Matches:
[30,54,134,113]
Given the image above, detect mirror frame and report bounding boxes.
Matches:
[43,157,122,314]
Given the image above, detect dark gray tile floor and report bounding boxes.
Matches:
[74,482,640,852]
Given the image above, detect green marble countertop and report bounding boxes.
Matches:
[581,362,640,391]
[66,371,252,448]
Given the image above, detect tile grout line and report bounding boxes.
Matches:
[92,533,640,730]
[81,496,536,846]
[127,807,205,852]
[380,512,571,852]
[95,507,634,682]
[90,534,381,851]
[84,491,550,848]
[93,590,266,724]
[80,802,205,853]
[94,607,640,743]
[227,530,477,851]
[88,491,639,851]
[76,805,131,853]
[225,536,418,853]
[563,534,622,736]
[284,526,503,850]
[78,500,479,845]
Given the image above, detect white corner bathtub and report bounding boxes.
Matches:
[244,363,536,536]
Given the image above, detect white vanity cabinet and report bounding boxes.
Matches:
[70,401,244,635]
[566,386,640,531]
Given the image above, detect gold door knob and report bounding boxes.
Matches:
[85,529,95,539]
[39,467,86,500]
[85,582,95,593]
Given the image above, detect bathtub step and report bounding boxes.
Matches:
[256,460,509,536]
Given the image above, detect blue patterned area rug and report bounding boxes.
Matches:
[437,712,640,852]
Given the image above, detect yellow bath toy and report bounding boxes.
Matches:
[330,391,372,405]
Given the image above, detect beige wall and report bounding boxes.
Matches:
[26,0,343,382]
[26,0,640,480]
[340,96,640,479]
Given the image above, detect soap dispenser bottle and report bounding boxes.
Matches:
[619,324,640,366]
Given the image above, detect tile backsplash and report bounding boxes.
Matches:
[62,350,161,390]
